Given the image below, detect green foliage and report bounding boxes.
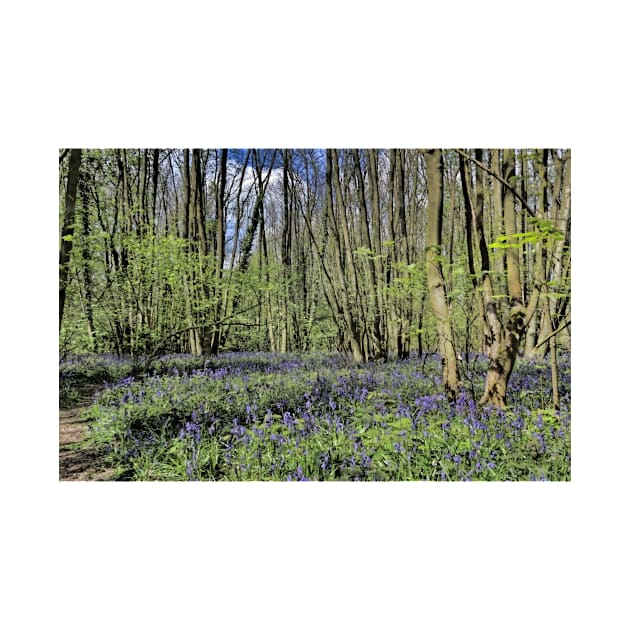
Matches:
[59,148,570,359]
[489,217,564,250]
[353,246,382,259]
[73,352,571,481]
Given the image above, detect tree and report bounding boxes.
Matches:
[423,149,460,400]
[59,148,82,331]
[388,149,414,359]
[207,148,229,354]
[456,148,569,408]
[325,149,364,362]
[59,147,570,380]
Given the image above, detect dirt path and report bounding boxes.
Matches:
[59,385,117,481]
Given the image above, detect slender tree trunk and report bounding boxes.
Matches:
[326,150,363,362]
[223,149,277,351]
[534,149,571,355]
[191,149,211,353]
[490,150,508,321]
[238,150,277,272]
[424,149,459,400]
[181,149,200,354]
[523,309,539,359]
[281,149,292,353]
[522,152,539,361]
[393,149,411,359]
[151,148,159,233]
[544,294,560,410]
[459,150,490,354]
[367,149,387,359]
[78,165,95,350]
[182,149,191,240]
[534,150,552,355]
[294,162,344,353]
[192,149,207,258]
[503,150,521,303]
[352,149,385,360]
[59,148,82,331]
[139,149,148,230]
[331,149,364,339]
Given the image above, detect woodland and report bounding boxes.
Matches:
[59,148,571,481]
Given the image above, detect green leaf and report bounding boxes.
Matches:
[489,241,517,249]
[489,234,512,249]
[353,246,374,258]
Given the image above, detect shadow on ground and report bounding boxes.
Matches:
[59,385,119,481]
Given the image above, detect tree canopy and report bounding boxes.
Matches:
[59,148,570,406]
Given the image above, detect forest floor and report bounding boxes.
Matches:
[59,384,116,481]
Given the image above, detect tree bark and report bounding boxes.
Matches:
[392,149,412,359]
[326,149,363,362]
[181,149,191,240]
[479,149,544,408]
[59,148,82,331]
[367,149,388,358]
[78,163,95,350]
[459,150,490,354]
[423,149,459,400]
[352,149,386,360]
[281,149,292,353]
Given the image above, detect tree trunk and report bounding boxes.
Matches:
[423,149,459,400]
[59,148,82,331]
[139,149,148,231]
[191,149,211,353]
[367,149,388,359]
[350,151,376,357]
[459,150,491,354]
[393,149,411,359]
[181,149,191,240]
[281,149,292,353]
[479,149,543,408]
[151,148,159,233]
[479,306,527,408]
[78,164,95,350]
[326,150,363,362]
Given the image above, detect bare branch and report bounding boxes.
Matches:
[535,318,571,348]
[455,149,536,217]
